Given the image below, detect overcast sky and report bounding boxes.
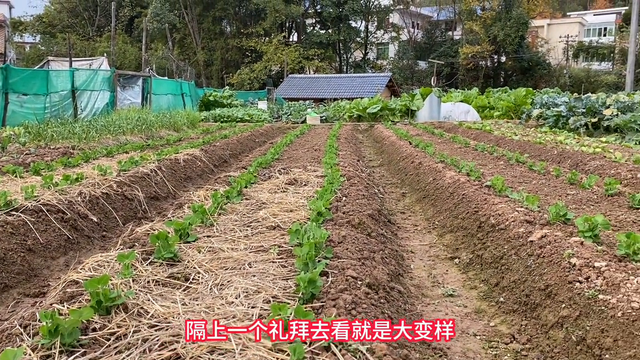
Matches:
[13,0,44,17]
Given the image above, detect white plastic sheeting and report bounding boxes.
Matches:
[440,102,482,122]
[35,57,111,70]
[116,75,144,109]
[415,93,481,122]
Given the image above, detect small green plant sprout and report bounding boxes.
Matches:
[632,154,640,165]
[30,161,47,176]
[566,170,580,185]
[93,164,114,176]
[21,184,37,200]
[522,193,540,211]
[149,230,180,261]
[629,193,640,209]
[616,232,640,262]
[116,250,136,278]
[41,174,56,189]
[575,214,611,244]
[580,174,599,189]
[552,167,563,178]
[563,249,575,259]
[2,165,24,178]
[474,143,487,152]
[189,203,213,225]
[0,191,17,210]
[585,289,599,299]
[441,287,458,297]
[165,218,198,243]
[547,201,575,224]
[289,340,306,360]
[38,306,94,348]
[84,274,134,316]
[612,151,626,163]
[485,175,510,196]
[603,177,621,196]
[0,347,24,360]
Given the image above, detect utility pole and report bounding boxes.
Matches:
[142,17,148,72]
[559,34,578,67]
[626,0,639,92]
[111,2,116,67]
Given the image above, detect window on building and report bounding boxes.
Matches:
[411,20,416,29]
[376,42,389,60]
[584,25,615,38]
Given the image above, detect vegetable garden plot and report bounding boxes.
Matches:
[373,124,640,360]
[0,126,329,359]
[431,122,640,193]
[0,125,291,309]
[0,124,249,209]
[399,124,640,300]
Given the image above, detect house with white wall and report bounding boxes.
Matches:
[530,6,626,69]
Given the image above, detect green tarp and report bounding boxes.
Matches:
[0,64,287,127]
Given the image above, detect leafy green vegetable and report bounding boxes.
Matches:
[83,274,134,316]
[547,202,575,224]
[616,232,640,262]
[0,347,24,360]
[566,170,581,185]
[580,174,599,189]
[38,307,94,348]
[575,214,611,244]
[603,177,621,196]
[116,250,136,279]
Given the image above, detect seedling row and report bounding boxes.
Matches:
[268,122,344,359]
[0,125,312,359]
[0,124,263,211]
[412,123,640,208]
[459,121,640,165]
[387,124,640,264]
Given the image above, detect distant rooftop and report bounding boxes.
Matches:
[276,73,399,100]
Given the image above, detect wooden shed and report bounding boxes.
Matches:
[275,73,400,103]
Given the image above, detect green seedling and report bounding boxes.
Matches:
[547,201,575,224]
[93,164,114,176]
[566,170,580,185]
[575,214,611,244]
[580,174,599,189]
[616,232,640,262]
[0,191,17,210]
[2,165,24,178]
[165,218,198,243]
[629,193,640,209]
[603,177,621,196]
[149,230,180,262]
[485,175,510,196]
[0,347,24,360]
[38,306,94,348]
[523,193,540,211]
[84,274,134,316]
[116,250,136,279]
[21,184,37,200]
[30,161,47,176]
[552,167,563,178]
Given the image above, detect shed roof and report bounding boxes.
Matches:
[275,73,398,100]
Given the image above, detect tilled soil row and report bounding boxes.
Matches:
[371,125,640,360]
[0,124,293,309]
[431,122,640,192]
[317,125,445,360]
[401,125,640,253]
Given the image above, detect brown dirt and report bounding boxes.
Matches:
[431,122,640,192]
[0,125,293,311]
[317,125,444,360]
[370,124,640,360]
